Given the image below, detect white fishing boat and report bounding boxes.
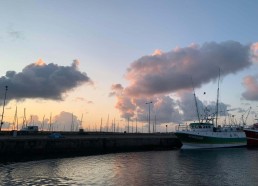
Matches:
[175,122,246,149]
[175,70,246,149]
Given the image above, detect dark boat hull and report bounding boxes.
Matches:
[244,129,258,147]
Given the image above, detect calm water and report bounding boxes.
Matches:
[0,148,258,186]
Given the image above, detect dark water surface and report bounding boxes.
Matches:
[0,148,257,186]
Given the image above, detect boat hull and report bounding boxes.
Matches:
[244,129,258,147]
[175,131,247,149]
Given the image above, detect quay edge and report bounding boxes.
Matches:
[0,132,182,162]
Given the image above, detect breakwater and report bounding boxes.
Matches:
[0,131,182,162]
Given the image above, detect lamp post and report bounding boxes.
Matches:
[146,101,152,133]
[0,86,8,132]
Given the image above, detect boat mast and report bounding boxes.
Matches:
[191,78,201,123]
[100,117,102,132]
[215,68,221,127]
[71,113,74,132]
[41,115,45,131]
[13,105,18,130]
[0,86,8,131]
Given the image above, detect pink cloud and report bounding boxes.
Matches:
[242,75,258,100]
[124,41,252,97]
[111,41,254,122]
[34,59,46,66]
[251,42,258,63]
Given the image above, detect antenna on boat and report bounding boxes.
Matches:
[215,68,221,127]
[191,78,201,123]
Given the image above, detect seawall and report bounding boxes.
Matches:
[0,132,182,162]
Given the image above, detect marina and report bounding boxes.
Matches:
[0,1,258,185]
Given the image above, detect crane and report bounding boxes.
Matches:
[242,107,252,126]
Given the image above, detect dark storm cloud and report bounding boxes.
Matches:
[0,59,93,102]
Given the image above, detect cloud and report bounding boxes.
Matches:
[179,92,229,121]
[113,93,182,124]
[7,26,24,40]
[1,110,85,131]
[8,30,24,40]
[251,42,258,63]
[112,87,230,124]
[242,75,258,101]
[241,42,258,101]
[112,41,251,122]
[109,84,124,97]
[152,49,163,56]
[152,96,182,123]
[52,111,81,131]
[73,97,93,104]
[124,41,252,97]
[0,59,93,103]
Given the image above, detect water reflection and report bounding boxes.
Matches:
[0,149,258,185]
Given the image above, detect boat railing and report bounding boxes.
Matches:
[217,124,244,132]
[176,124,189,131]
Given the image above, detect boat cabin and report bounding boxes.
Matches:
[20,126,39,132]
[252,123,258,129]
[189,122,214,131]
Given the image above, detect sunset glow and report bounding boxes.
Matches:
[1,1,258,132]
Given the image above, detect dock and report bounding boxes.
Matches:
[0,131,182,162]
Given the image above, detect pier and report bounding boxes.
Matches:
[0,131,182,162]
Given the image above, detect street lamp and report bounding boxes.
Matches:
[146,101,152,133]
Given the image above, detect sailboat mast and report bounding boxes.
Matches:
[0,86,8,131]
[191,78,201,123]
[215,68,221,127]
[100,117,102,132]
[13,106,17,130]
[42,115,45,131]
[23,108,27,128]
[80,114,83,130]
[71,113,74,132]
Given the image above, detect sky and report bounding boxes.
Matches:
[0,0,258,132]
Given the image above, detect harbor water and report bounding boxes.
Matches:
[0,148,258,186]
